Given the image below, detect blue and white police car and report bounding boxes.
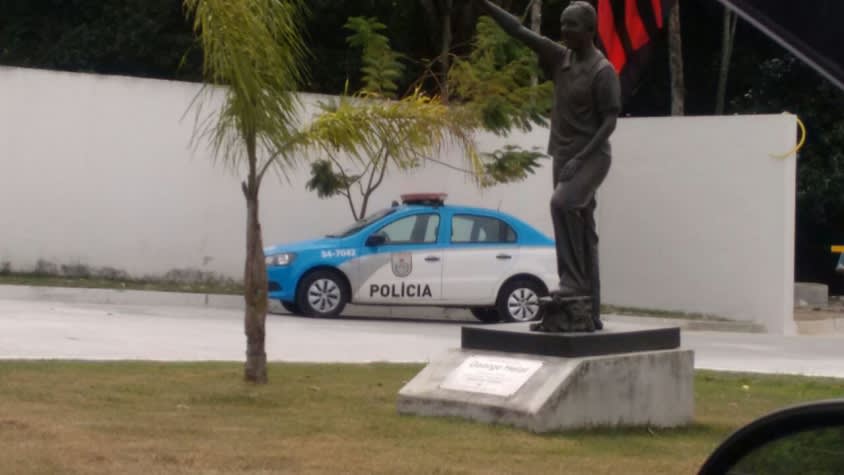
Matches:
[264,193,558,323]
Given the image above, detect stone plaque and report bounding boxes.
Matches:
[439,356,543,397]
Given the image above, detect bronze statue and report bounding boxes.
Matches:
[476,0,621,330]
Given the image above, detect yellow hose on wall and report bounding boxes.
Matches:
[769,114,806,159]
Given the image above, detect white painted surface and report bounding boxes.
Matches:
[0,67,796,332]
[599,114,798,334]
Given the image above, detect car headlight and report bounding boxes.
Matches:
[265,252,295,267]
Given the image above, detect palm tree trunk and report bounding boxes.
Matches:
[530,0,542,86]
[439,0,453,103]
[243,133,268,384]
[668,1,685,116]
[715,8,738,115]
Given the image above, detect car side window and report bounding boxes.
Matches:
[375,213,440,244]
[451,215,516,243]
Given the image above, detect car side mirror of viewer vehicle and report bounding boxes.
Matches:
[698,399,844,475]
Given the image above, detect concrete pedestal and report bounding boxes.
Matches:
[397,322,694,433]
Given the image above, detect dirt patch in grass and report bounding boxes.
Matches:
[1,362,842,474]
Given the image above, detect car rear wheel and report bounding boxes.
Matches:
[296,270,348,317]
[496,279,545,322]
[470,308,501,323]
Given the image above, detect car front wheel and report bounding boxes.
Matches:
[496,279,545,322]
[296,270,349,317]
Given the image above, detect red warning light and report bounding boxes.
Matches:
[400,193,448,206]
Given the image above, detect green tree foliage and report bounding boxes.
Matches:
[731,54,844,289]
[343,16,405,97]
[449,16,553,135]
[304,16,543,220]
[0,0,201,80]
[482,145,545,185]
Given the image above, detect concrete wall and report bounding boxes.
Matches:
[0,67,796,333]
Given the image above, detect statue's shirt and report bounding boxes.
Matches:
[534,39,621,161]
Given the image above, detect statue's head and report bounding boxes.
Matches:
[560,1,597,51]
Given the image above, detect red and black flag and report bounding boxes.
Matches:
[596,0,677,100]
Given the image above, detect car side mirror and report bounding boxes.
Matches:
[699,399,844,474]
[366,234,387,247]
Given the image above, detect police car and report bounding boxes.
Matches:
[265,193,558,323]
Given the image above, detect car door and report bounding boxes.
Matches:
[441,213,520,305]
[353,212,444,304]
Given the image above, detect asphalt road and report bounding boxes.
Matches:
[1,298,843,378]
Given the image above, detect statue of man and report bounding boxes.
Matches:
[476,0,621,328]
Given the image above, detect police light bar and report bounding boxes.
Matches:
[400,193,448,206]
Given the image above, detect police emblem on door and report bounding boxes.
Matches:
[391,252,412,277]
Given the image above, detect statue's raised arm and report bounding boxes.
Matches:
[476,0,565,69]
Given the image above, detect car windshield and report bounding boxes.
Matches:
[326,208,396,238]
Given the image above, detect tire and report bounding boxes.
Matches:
[470,308,501,323]
[296,270,349,317]
[496,278,546,322]
[280,300,301,315]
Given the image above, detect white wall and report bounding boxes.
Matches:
[0,67,796,333]
[599,115,796,334]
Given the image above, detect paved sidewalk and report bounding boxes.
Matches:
[1,296,842,378]
[0,285,764,332]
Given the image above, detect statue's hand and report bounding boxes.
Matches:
[557,159,581,182]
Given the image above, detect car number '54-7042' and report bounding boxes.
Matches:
[321,249,356,259]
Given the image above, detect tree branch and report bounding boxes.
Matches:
[340,187,358,220]
[361,148,390,218]
[320,145,360,219]
[371,150,391,191]
[256,151,282,188]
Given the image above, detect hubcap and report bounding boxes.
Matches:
[307,279,341,313]
[507,288,540,321]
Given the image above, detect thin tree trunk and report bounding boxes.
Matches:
[243,132,268,384]
[439,0,453,103]
[715,8,738,115]
[668,1,685,116]
[530,0,542,86]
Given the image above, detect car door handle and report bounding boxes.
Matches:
[425,256,440,262]
[496,254,512,260]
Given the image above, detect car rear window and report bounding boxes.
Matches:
[451,215,516,243]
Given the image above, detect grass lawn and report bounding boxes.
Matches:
[1,362,843,474]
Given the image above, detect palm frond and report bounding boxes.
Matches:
[184,0,310,171]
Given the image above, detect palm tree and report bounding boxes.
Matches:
[183,0,310,383]
[715,7,738,115]
[668,1,685,116]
